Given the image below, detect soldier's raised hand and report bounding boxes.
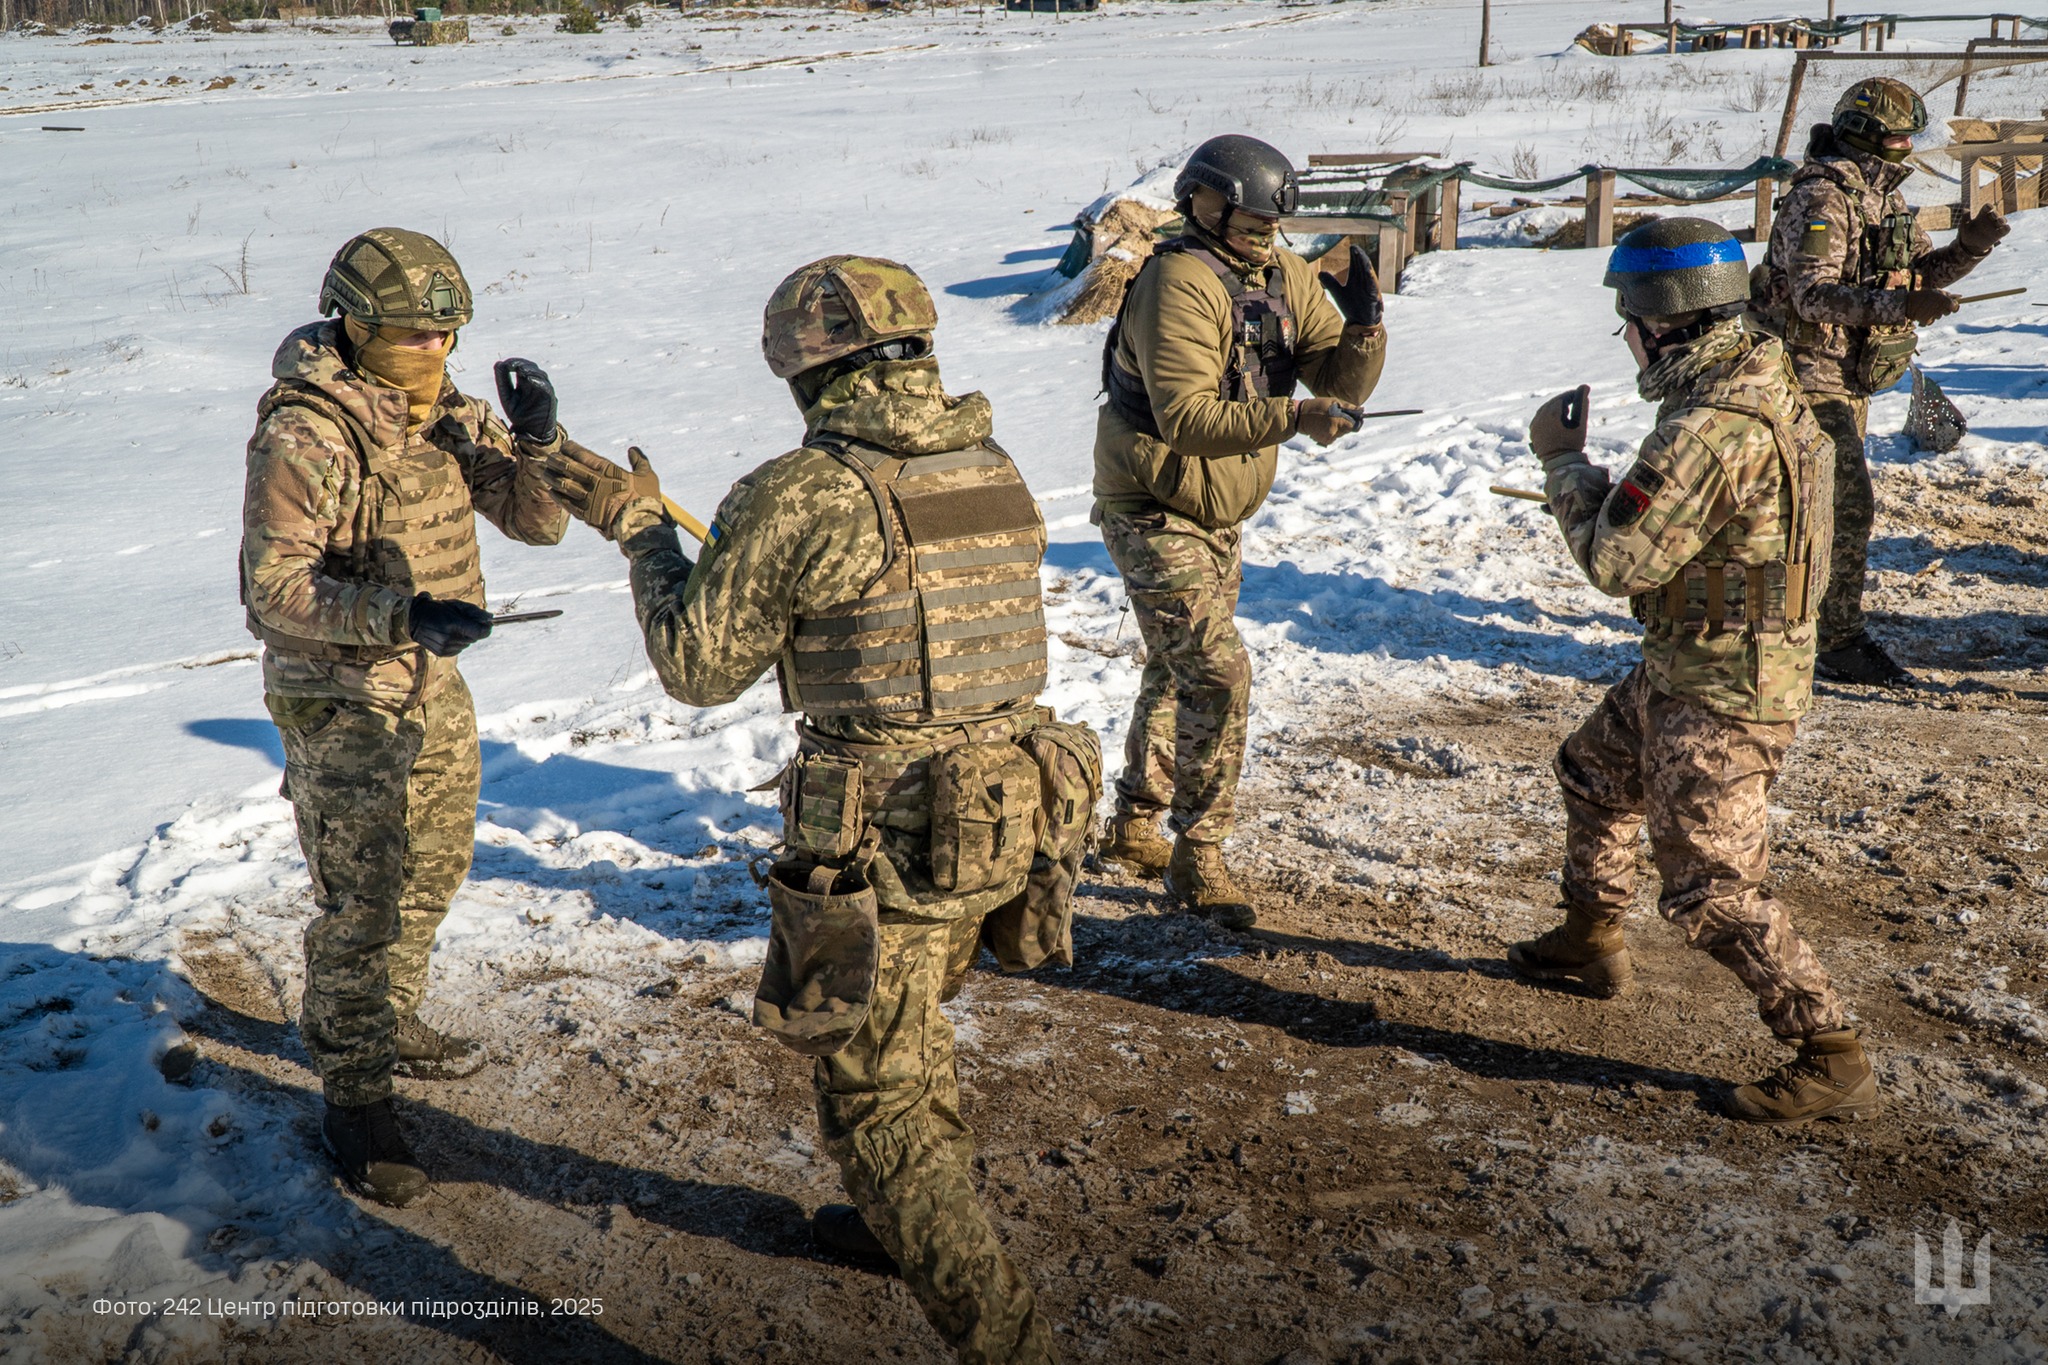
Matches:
[493,358,559,444]
[1903,289,1959,324]
[1955,204,2010,255]
[538,439,665,541]
[1529,386,1591,466]
[1318,244,1384,328]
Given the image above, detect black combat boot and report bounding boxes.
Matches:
[1815,632,1912,688]
[812,1203,895,1269]
[393,1014,487,1080]
[322,1098,429,1207]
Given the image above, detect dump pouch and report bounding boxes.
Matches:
[779,751,866,859]
[981,716,1104,973]
[930,741,1041,894]
[1855,325,1917,394]
[753,860,880,1056]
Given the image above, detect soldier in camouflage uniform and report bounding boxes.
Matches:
[242,228,570,1205]
[1511,219,1878,1126]
[541,257,1078,1365]
[1757,76,2009,686]
[1094,134,1387,929]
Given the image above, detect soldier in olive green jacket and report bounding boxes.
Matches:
[1512,218,1877,1128]
[1093,134,1386,928]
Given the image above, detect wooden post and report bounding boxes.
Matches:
[1372,223,1406,294]
[1584,169,1618,250]
[1774,54,1809,158]
[1437,175,1462,252]
[1960,153,1986,216]
[1752,175,1775,244]
[1667,21,1678,52]
[1479,0,1491,67]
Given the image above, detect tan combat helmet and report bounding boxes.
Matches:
[1832,77,1928,163]
[318,227,474,331]
[761,255,938,380]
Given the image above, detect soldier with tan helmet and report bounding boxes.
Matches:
[1513,218,1877,1126]
[1092,134,1389,929]
[540,256,1092,1364]
[1756,76,2009,687]
[242,228,570,1205]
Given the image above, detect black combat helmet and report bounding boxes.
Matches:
[1174,135,1300,218]
[1602,217,1752,320]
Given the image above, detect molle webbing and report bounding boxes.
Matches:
[1103,237,1298,440]
[795,708,1040,833]
[787,439,1048,719]
[243,385,485,663]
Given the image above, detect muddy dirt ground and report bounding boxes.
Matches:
[117,466,2048,1364]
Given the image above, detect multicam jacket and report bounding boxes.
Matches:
[1756,128,1989,396]
[240,320,567,705]
[1545,323,1835,723]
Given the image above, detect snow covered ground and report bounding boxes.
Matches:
[3,0,2047,1359]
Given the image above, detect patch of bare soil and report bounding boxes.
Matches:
[169,470,2048,1364]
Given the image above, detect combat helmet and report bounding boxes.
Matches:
[1832,77,1928,163]
[761,255,938,380]
[319,228,473,331]
[1173,135,1300,218]
[1603,218,1751,321]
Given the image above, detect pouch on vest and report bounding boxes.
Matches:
[1855,325,1917,393]
[981,717,1104,972]
[753,859,880,1056]
[780,752,866,859]
[930,741,1041,894]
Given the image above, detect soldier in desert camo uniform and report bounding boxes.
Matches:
[1093,133,1388,929]
[242,228,570,1205]
[539,256,1095,1365]
[1756,76,2009,686]
[1510,218,1879,1126]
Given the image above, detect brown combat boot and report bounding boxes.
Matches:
[394,1014,487,1081]
[1725,1027,1879,1125]
[1164,838,1255,930]
[1507,903,1634,999]
[1097,812,1173,878]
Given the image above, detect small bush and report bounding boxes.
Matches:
[624,8,642,26]
[558,1,599,31]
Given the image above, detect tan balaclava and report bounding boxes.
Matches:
[345,315,453,426]
[1190,184,1278,266]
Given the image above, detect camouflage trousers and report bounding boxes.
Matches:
[814,914,1056,1365]
[1812,394,1873,652]
[1556,665,1847,1040]
[269,662,480,1106]
[1100,508,1251,845]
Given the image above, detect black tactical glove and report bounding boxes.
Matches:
[408,593,494,657]
[493,358,558,444]
[1955,204,2009,255]
[1903,289,1959,325]
[1318,244,1384,328]
[1530,386,1591,469]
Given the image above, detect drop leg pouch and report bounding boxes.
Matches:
[982,717,1104,972]
[753,860,880,1056]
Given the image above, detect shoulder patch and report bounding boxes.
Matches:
[1798,222,1832,258]
[1604,461,1666,529]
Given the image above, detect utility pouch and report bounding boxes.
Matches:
[753,859,880,1056]
[1856,325,1917,393]
[930,741,1041,894]
[780,752,866,859]
[982,717,1105,973]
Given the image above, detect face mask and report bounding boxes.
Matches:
[1223,209,1279,263]
[345,316,453,426]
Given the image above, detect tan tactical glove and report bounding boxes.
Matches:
[1903,289,1959,324]
[538,440,665,541]
[1955,204,2010,255]
[1530,386,1591,470]
[1294,397,1359,447]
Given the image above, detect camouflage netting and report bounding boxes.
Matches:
[1907,365,1969,453]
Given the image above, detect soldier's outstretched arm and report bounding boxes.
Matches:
[619,450,884,708]
[1576,421,1740,598]
[1914,206,2003,290]
[1294,248,1386,407]
[242,408,412,647]
[1776,180,1909,329]
[457,399,571,547]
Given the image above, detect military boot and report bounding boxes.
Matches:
[1815,632,1913,688]
[393,1014,487,1080]
[322,1098,429,1207]
[1507,903,1633,999]
[1164,838,1256,930]
[1097,812,1173,878]
[812,1203,895,1269]
[1725,1027,1879,1125]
